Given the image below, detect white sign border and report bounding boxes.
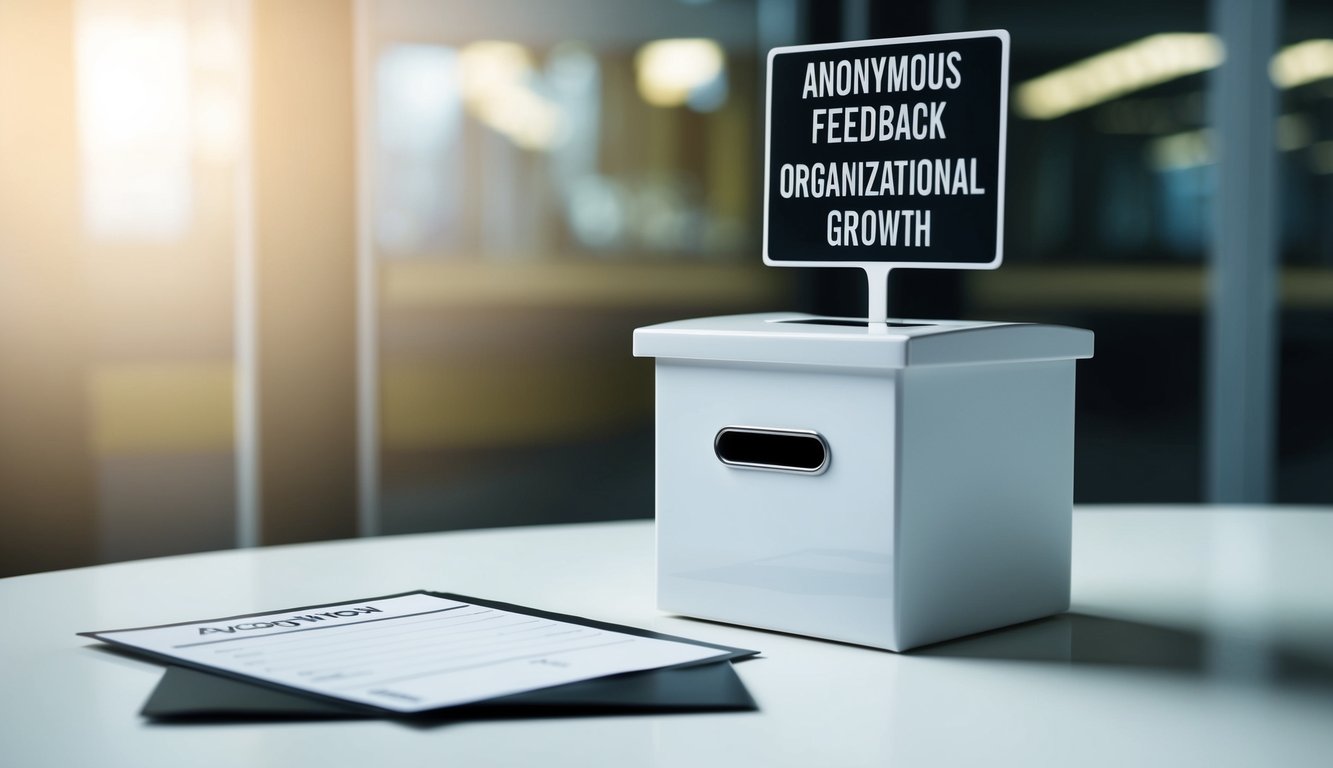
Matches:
[761,29,1010,271]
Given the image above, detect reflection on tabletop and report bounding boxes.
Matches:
[918,611,1333,696]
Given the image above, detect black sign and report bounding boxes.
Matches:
[763,31,1009,269]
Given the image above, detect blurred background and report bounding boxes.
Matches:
[1,0,1330,577]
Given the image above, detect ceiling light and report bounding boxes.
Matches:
[1015,34,1222,120]
[1270,39,1333,89]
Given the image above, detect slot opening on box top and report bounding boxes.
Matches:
[777,318,930,328]
[714,427,829,475]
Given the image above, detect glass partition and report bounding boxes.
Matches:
[1276,0,1333,503]
[78,0,251,561]
[965,1,1212,502]
[358,0,788,534]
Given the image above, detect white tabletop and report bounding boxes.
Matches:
[2,506,1332,767]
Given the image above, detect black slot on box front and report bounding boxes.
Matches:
[714,428,829,474]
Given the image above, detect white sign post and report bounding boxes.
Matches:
[762,30,1010,323]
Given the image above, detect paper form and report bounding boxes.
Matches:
[83,591,731,713]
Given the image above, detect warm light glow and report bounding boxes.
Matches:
[193,80,243,164]
[1015,34,1222,120]
[1270,39,1333,89]
[475,88,562,150]
[76,0,193,239]
[457,40,562,150]
[75,0,247,238]
[635,38,724,108]
[458,40,533,102]
[189,6,245,164]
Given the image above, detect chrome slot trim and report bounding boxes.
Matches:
[713,426,830,475]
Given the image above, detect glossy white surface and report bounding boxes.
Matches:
[652,356,1076,650]
[3,507,1332,767]
[641,311,1091,650]
[632,312,1093,369]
